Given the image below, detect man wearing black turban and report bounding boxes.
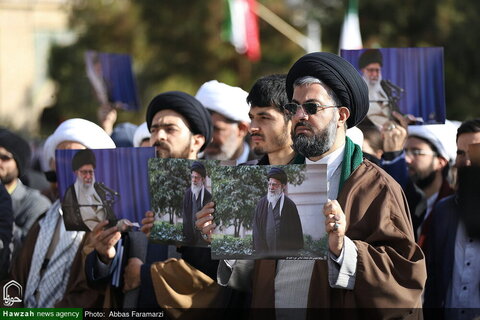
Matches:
[146,91,212,159]
[88,91,217,308]
[358,48,403,128]
[62,149,116,232]
[252,167,303,255]
[182,161,212,246]
[225,52,426,315]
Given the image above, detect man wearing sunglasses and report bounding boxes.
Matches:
[0,129,51,260]
[201,53,426,316]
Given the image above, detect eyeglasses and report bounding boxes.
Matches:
[268,182,281,188]
[0,154,13,161]
[404,149,437,157]
[79,170,94,176]
[283,102,337,116]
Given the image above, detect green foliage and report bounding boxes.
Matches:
[211,234,253,259]
[210,164,306,237]
[299,233,328,259]
[149,158,191,223]
[150,221,184,244]
[45,0,480,129]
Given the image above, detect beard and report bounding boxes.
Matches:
[409,162,436,190]
[267,188,282,206]
[205,132,239,161]
[252,126,290,156]
[457,166,480,239]
[191,182,203,198]
[76,176,96,198]
[363,73,383,89]
[0,171,16,185]
[292,115,338,158]
[154,141,191,159]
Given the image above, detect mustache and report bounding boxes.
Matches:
[207,142,220,149]
[153,141,170,149]
[294,121,314,133]
[251,133,264,138]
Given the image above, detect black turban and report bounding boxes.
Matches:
[72,149,96,171]
[285,52,369,128]
[191,161,206,178]
[267,167,287,185]
[358,49,383,69]
[0,128,31,177]
[145,91,213,152]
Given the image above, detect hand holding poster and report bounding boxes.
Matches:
[210,163,328,259]
[85,50,140,111]
[148,158,220,246]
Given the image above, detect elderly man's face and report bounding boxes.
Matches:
[456,132,480,168]
[290,83,340,158]
[205,112,245,160]
[76,164,95,187]
[361,62,382,85]
[249,106,292,155]
[0,146,18,185]
[268,177,283,195]
[150,110,194,159]
[191,171,204,187]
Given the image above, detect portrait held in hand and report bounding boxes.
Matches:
[252,167,303,254]
[62,149,117,231]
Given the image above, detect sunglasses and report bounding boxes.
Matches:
[283,102,337,116]
[0,154,13,161]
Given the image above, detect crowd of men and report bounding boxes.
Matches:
[0,51,479,319]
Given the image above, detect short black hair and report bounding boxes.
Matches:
[457,119,480,141]
[246,74,288,118]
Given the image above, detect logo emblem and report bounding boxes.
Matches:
[3,280,22,306]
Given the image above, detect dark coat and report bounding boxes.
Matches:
[0,183,13,281]
[179,186,218,280]
[252,195,303,255]
[182,187,212,246]
[62,182,117,231]
[252,160,426,313]
[423,195,459,309]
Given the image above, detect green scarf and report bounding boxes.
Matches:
[339,136,363,192]
[293,136,363,193]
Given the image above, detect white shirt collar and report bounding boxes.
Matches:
[305,144,345,180]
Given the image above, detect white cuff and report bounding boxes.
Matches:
[328,236,357,290]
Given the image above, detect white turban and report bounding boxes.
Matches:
[41,118,115,171]
[408,120,460,164]
[195,80,250,123]
[133,122,150,147]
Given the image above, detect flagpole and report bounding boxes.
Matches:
[254,2,313,52]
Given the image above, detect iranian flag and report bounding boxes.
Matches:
[339,0,363,50]
[223,0,261,61]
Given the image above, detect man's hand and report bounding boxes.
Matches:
[382,111,416,152]
[324,200,346,257]
[195,202,216,243]
[123,257,143,292]
[140,211,155,237]
[97,104,117,135]
[91,220,121,264]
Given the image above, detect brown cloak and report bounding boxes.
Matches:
[252,160,426,316]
